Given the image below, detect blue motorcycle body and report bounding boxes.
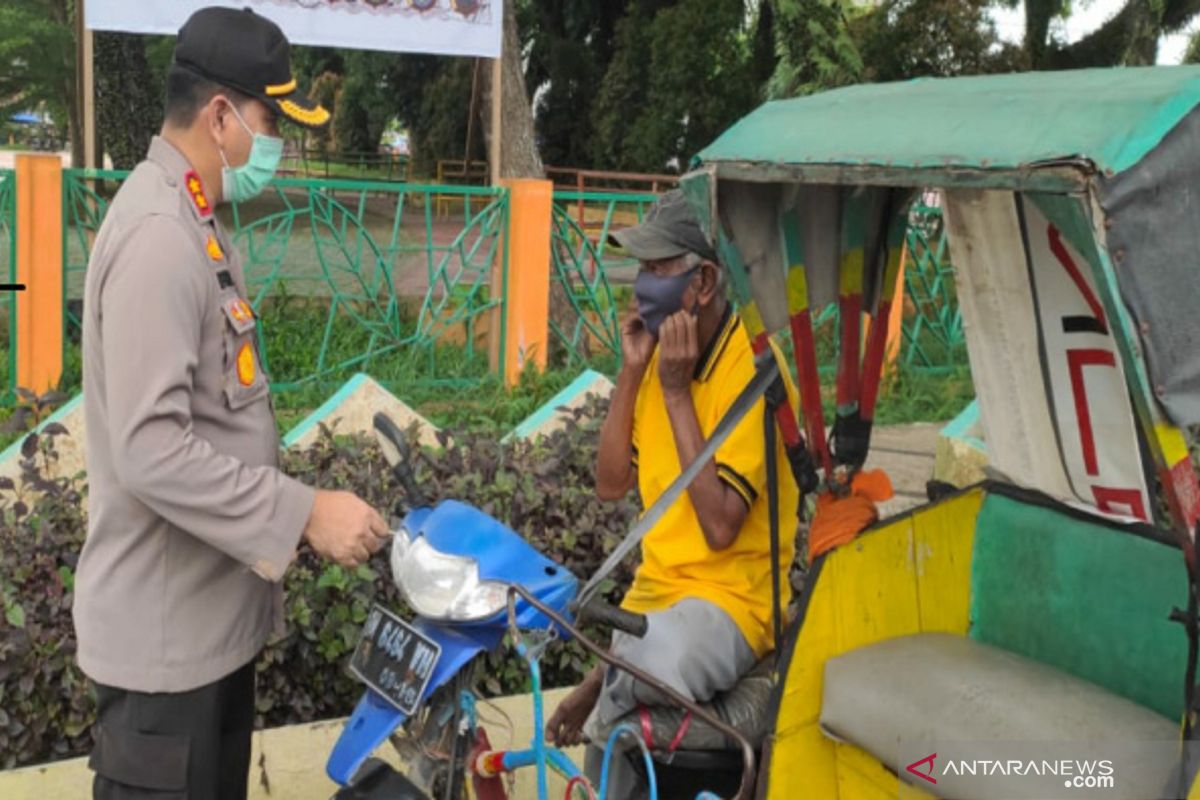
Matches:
[326,500,578,786]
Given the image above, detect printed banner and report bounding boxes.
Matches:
[1019,197,1152,521]
[86,0,502,58]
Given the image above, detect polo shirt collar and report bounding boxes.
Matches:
[693,304,739,383]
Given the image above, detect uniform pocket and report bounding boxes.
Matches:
[89,722,189,795]
[219,292,269,411]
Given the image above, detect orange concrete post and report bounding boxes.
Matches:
[15,154,64,395]
[490,179,553,387]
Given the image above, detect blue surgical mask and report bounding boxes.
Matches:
[219,104,283,203]
[634,265,700,337]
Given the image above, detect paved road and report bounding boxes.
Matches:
[864,422,943,517]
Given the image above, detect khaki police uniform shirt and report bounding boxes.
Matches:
[73,137,316,693]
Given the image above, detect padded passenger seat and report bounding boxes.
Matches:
[820,633,1180,800]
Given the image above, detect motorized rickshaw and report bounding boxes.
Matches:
[675,65,1200,800]
[329,66,1200,799]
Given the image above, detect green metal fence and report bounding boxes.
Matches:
[0,169,14,402]
[902,202,965,371]
[549,191,655,366]
[62,170,509,394]
[548,190,964,375]
[54,173,961,405]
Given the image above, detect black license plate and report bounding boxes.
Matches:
[349,604,442,715]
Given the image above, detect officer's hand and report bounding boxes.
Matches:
[304,490,389,568]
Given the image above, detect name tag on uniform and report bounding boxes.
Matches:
[223,297,256,335]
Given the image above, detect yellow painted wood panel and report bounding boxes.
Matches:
[833,515,920,655]
[775,573,837,736]
[768,489,986,799]
[766,722,838,799]
[914,491,984,634]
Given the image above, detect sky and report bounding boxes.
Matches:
[988,0,1196,64]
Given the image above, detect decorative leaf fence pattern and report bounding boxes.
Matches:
[62,171,509,393]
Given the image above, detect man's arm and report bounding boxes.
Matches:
[596,365,643,500]
[596,313,655,500]
[100,218,381,578]
[658,312,749,551]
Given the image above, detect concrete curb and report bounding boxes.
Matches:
[933,399,989,487]
[504,369,614,443]
[0,394,86,483]
[282,373,442,451]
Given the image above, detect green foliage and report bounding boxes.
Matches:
[333,50,399,156]
[307,71,343,155]
[403,57,480,177]
[523,0,626,168]
[766,0,864,99]
[1185,28,1200,64]
[0,403,636,767]
[854,0,1023,82]
[0,0,74,131]
[589,0,761,172]
[0,428,92,769]
[94,32,164,170]
[874,363,975,425]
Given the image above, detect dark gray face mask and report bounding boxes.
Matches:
[634,265,700,337]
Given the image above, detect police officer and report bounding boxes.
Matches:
[73,8,389,799]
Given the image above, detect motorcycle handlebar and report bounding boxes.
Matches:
[372,412,428,510]
[577,599,648,639]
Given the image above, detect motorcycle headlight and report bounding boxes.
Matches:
[390,530,508,621]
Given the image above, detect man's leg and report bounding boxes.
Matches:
[217,662,256,800]
[581,598,757,794]
[590,597,757,730]
[90,661,256,800]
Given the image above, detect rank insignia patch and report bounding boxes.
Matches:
[206,234,224,261]
[236,342,256,386]
[185,170,212,217]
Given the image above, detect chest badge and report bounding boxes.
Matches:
[236,342,256,386]
[223,297,256,334]
[206,234,225,262]
[185,170,212,217]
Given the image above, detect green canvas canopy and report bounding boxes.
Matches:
[683,65,1200,430]
[693,66,1200,188]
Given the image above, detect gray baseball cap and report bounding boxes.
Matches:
[609,190,718,262]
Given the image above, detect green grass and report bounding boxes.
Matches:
[874,363,974,425]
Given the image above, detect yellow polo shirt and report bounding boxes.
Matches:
[622,308,799,658]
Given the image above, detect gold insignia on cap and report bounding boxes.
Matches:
[205,234,225,261]
[265,79,297,96]
[184,170,212,217]
[278,99,330,127]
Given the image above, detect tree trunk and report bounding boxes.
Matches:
[61,0,82,168]
[483,2,544,180]
[482,2,579,365]
[65,75,83,169]
[94,32,163,169]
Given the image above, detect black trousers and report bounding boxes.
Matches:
[89,661,255,800]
